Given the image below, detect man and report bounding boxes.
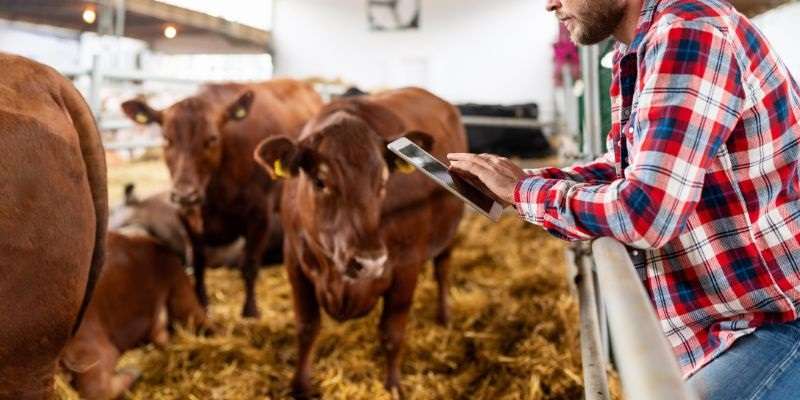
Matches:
[448,0,800,398]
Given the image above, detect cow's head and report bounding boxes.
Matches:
[254,114,433,280]
[121,91,255,211]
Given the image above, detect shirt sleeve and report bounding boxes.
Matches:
[523,149,617,183]
[514,21,746,248]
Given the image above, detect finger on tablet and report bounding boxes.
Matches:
[447,153,475,161]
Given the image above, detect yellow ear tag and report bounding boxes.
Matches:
[273,160,288,179]
[135,112,149,124]
[234,107,247,119]
[395,159,416,174]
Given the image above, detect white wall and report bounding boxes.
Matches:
[0,20,82,70]
[272,0,558,118]
[753,3,800,80]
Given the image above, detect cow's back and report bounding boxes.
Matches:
[0,53,107,398]
[368,88,467,263]
[367,87,467,157]
[360,88,466,221]
[200,79,322,143]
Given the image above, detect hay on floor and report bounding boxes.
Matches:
[56,212,621,399]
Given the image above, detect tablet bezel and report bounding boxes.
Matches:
[387,137,503,222]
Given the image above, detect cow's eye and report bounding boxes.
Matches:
[311,176,334,195]
[312,177,326,190]
[204,136,219,149]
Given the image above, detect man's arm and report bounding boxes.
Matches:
[516,21,746,247]
[452,21,746,248]
[524,149,616,183]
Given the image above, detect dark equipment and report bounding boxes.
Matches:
[458,102,553,158]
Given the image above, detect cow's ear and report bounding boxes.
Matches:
[121,99,162,125]
[223,90,255,124]
[385,131,435,174]
[123,183,139,205]
[254,136,299,180]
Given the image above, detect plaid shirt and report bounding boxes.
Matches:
[516,0,800,377]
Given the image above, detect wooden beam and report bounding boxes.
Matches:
[122,0,268,47]
[732,0,792,16]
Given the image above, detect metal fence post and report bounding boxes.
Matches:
[89,54,103,117]
[580,44,603,158]
[573,242,611,400]
[114,0,126,37]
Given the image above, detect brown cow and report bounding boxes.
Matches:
[0,53,107,399]
[255,87,466,398]
[121,80,322,318]
[62,231,206,399]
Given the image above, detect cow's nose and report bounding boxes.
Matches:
[354,248,388,276]
[170,189,203,207]
[546,0,561,12]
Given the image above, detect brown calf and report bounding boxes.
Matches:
[255,87,466,398]
[0,53,107,400]
[121,79,322,318]
[109,184,245,268]
[62,231,206,399]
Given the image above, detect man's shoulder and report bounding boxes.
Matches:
[651,0,736,33]
[655,0,734,21]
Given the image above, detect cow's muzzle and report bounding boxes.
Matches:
[170,189,203,207]
[345,249,388,280]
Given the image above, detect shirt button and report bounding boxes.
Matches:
[622,109,631,119]
[631,250,640,257]
[629,127,634,133]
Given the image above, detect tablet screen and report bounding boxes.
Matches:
[391,141,497,215]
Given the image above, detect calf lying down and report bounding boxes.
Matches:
[61,232,207,399]
[109,184,246,269]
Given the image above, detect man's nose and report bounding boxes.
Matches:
[546,0,561,12]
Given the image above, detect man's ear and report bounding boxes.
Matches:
[121,99,163,125]
[222,90,255,125]
[385,130,435,174]
[254,136,299,180]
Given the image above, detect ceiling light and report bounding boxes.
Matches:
[82,6,96,24]
[164,25,177,39]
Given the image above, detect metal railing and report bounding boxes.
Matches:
[460,115,553,130]
[62,55,211,152]
[571,238,698,400]
[573,242,611,400]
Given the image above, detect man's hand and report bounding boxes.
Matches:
[447,153,527,207]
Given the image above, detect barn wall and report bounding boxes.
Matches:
[0,20,82,69]
[752,3,800,79]
[271,0,558,118]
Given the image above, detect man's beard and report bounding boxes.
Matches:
[570,1,626,45]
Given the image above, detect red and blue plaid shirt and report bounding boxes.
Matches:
[516,0,800,377]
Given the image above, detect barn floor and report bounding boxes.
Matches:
[56,156,621,400]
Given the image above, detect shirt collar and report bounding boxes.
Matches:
[614,0,662,59]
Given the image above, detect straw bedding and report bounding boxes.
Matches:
[56,211,620,399]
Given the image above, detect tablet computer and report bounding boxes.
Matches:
[387,137,503,222]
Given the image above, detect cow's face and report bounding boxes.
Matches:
[121,92,254,212]
[255,115,433,281]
